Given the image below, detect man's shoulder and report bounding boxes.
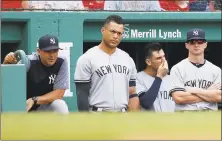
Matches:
[171,58,188,69]
[57,54,67,61]
[76,46,99,63]
[27,53,39,61]
[205,60,221,71]
[136,71,150,79]
[57,56,67,65]
[163,74,173,81]
[136,71,145,77]
[82,46,99,57]
[136,71,146,84]
[117,48,131,58]
[86,46,99,53]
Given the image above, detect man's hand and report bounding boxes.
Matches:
[3,52,18,64]
[156,59,169,79]
[26,98,34,112]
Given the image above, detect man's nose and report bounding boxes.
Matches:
[48,52,56,57]
[193,42,199,46]
[113,33,118,38]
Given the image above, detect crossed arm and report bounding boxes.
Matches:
[172,91,206,104]
[172,87,221,104]
[187,87,221,103]
[170,66,221,104]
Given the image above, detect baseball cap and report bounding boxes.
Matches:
[38,34,61,51]
[187,28,206,41]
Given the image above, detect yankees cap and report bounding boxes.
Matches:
[38,34,61,51]
[187,28,206,41]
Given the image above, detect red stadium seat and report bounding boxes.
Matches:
[82,0,104,10]
[159,0,189,12]
[1,0,22,11]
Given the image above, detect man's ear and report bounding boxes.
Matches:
[204,42,208,49]
[37,48,41,55]
[185,43,189,50]
[101,27,105,35]
[145,58,151,66]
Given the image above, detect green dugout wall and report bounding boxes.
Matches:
[1,12,221,112]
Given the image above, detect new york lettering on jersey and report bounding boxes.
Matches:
[95,64,130,78]
[185,79,213,89]
[158,90,173,100]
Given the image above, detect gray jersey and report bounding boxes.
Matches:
[136,71,175,112]
[74,46,137,110]
[25,53,69,90]
[170,58,221,111]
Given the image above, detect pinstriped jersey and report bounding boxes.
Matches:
[170,58,221,111]
[136,71,175,112]
[24,53,69,99]
[74,46,137,110]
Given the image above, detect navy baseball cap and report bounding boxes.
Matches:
[38,34,61,51]
[187,28,206,41]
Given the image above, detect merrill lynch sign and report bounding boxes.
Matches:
[123,24,182,40]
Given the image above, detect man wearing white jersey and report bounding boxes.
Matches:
[74,15,140,112]
[170,28,221,111]
[136,42,175,112]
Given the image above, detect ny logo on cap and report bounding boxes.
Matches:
[193,30,199,36]
[50,38,56,44]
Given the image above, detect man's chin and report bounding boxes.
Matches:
[192,52,203,56]
[109,44,118,48]
[46,62,55,67]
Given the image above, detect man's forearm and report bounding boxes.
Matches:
[128,86,140,111]
[179,95,204,104]
[186,87,221,102]
[194,89,221,103]
[37,89,65,104]
[172,91,205,104]
[139,77,162,109]
[75,82,90,111]
[128,96,140,111]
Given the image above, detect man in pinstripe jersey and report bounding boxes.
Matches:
[74,15,140,112]
[170,28,221,111]
[136,42,175,112]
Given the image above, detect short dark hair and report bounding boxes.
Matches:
[144,42,163,59]
[104,15,123,26]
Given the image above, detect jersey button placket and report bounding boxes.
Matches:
[109,55,116,110]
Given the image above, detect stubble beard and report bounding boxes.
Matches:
[104,39,117,49]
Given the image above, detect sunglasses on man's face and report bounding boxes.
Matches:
[188,40,206,45]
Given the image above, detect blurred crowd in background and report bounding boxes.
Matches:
[1,0,221,12]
